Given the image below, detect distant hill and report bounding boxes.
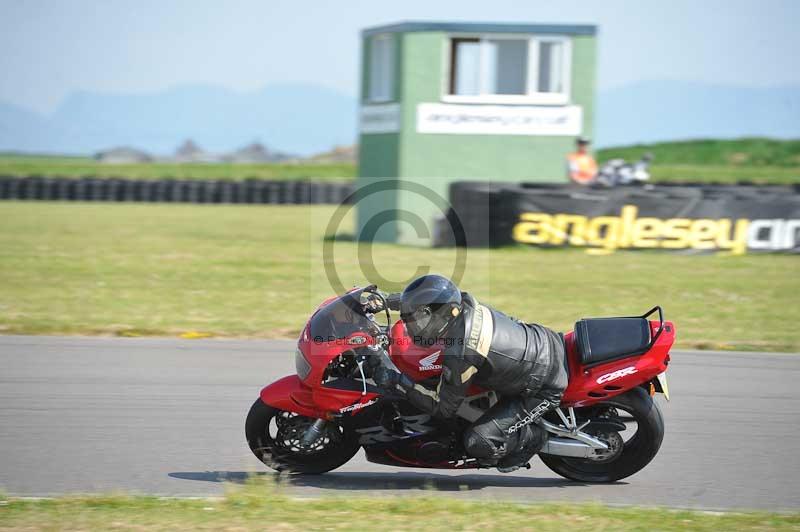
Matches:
[0,83,356,157]
[0,81,798,156]
[308,144,358,164]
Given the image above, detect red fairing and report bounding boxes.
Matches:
[560,320,675,406]
[259,375,319,418]
[295,313,383,415]
[389,320,446,381]
[260,373,383,419]
[389,317,675,407]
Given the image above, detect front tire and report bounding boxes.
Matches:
[540,387,664,483]
[245,399,360,474]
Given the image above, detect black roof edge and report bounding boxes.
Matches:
[362,21,597,38]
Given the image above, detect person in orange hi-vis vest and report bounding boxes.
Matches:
[566,136,598,185]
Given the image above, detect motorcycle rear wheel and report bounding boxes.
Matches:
[245,399,360,474]
[539,387,664,483]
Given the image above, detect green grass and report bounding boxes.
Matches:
[1,480,798,531]
[646,164,800,185]
[597,138,800,184]
[597,138,800,167]
[0,153,355,181]
[0,202,798,351]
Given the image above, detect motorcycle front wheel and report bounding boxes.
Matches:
[539,387,664,483]
[245,399,361,474]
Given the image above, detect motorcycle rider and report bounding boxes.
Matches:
[369,275,568,472]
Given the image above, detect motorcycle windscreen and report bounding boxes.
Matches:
[307,288,380,340]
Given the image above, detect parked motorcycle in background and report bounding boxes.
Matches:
[597,153,654,186]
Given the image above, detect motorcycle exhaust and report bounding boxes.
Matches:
[540,437,597,458]
[301,418,327,446]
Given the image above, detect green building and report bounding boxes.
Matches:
[357,21,598,244]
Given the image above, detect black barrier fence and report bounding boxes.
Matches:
[0,176,355,205]
[441,182,800,254]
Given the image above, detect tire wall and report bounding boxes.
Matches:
[0,176,354,205]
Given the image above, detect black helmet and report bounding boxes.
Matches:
[400,275,462,342]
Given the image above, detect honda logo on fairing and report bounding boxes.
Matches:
[597,366,638,384]
[419,351,442,370]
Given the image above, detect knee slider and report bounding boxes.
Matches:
[463,428,499,459]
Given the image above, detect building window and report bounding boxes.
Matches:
[447,35,571,104]
[368,34,394,102]
[536,40,567,94]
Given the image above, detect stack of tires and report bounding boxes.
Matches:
[0,176,355,205]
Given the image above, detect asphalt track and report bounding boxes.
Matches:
[1,335,799,511]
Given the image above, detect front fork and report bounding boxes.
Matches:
[300,418,328,446]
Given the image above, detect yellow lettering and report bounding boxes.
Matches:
[689,219,719,249]
[512,213,552,244]
[513,209,751,255]
[585,216,621,251]
[715,219,750,255]
[619,205,638,248]
[550,214,588,245]
[661,218,691,248]
[632,218,664,248]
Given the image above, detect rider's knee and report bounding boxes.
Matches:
[552,363,569,394]
[536,367,568,405]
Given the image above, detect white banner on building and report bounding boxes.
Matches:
[360,103,401,134]
[416,103,582,136]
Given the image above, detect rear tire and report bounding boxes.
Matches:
[245,399,360,474]
[539,387,664,482]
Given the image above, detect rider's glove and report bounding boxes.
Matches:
[372,365,415,392]
[363,292,386,313]
[385,292,402,312]
[372,364,401,389]
[363,291,402,313]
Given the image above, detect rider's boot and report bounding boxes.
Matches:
[496,462,532,474]
[495,423,547,473]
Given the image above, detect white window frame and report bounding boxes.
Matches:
[442,33,572,106]
[367,33,395,103]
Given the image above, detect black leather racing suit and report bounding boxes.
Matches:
[400,293,568,467]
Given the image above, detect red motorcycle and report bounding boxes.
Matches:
[246,286,673,482]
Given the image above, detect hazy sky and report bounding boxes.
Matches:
[1,0,798,113]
